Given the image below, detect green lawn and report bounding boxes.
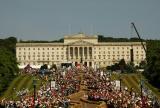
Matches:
[111,73,160,100]
[0,74,45,100]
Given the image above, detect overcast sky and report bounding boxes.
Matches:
[0,0,160,40]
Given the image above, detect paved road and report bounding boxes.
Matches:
[69,71,99,108]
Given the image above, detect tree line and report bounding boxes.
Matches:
[0,37,19,96]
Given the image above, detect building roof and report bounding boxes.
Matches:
[64,33,97,39]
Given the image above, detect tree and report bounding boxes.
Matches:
[125,62,136,73]
[144,40,160,88]
[0,48,18,94]
[139,60,147,69]
[40,64,48,70]
[119,59,126,73]
[0,37,18,95]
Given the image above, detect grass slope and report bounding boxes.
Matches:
[111,73,160,100]
[0,75,44,100]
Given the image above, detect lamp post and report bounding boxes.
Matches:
[119,74,122,92]
[119,76,122,91]
[12,88,16,100]
[33,79,37,107]
[140,78,145,107]
[140,79,144,98]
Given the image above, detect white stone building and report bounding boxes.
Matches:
[16,33,146,68]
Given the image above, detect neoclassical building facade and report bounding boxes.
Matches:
[16,33,146,68]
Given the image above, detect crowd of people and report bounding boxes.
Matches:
[0,64,160,108]
[0,66,81,108]
[84,69,160,108]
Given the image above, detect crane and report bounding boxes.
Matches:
[131,22,147,53]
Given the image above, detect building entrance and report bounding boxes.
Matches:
[75,62,78,66]
[84,62,87,66]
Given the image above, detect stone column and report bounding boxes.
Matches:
[68,46,70,60]
[91,47,93,59]
[73,47,75,59]
[87,47,90,60]
[82,47,84,60]
[78,47,79,60]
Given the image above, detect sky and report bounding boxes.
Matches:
[0,0,160,40]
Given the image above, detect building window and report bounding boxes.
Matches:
[48,48,49,50]
[98,55,101,59]
[19,48,21,50]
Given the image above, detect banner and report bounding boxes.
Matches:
[115,80,120,90]
[51,81,56,88]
